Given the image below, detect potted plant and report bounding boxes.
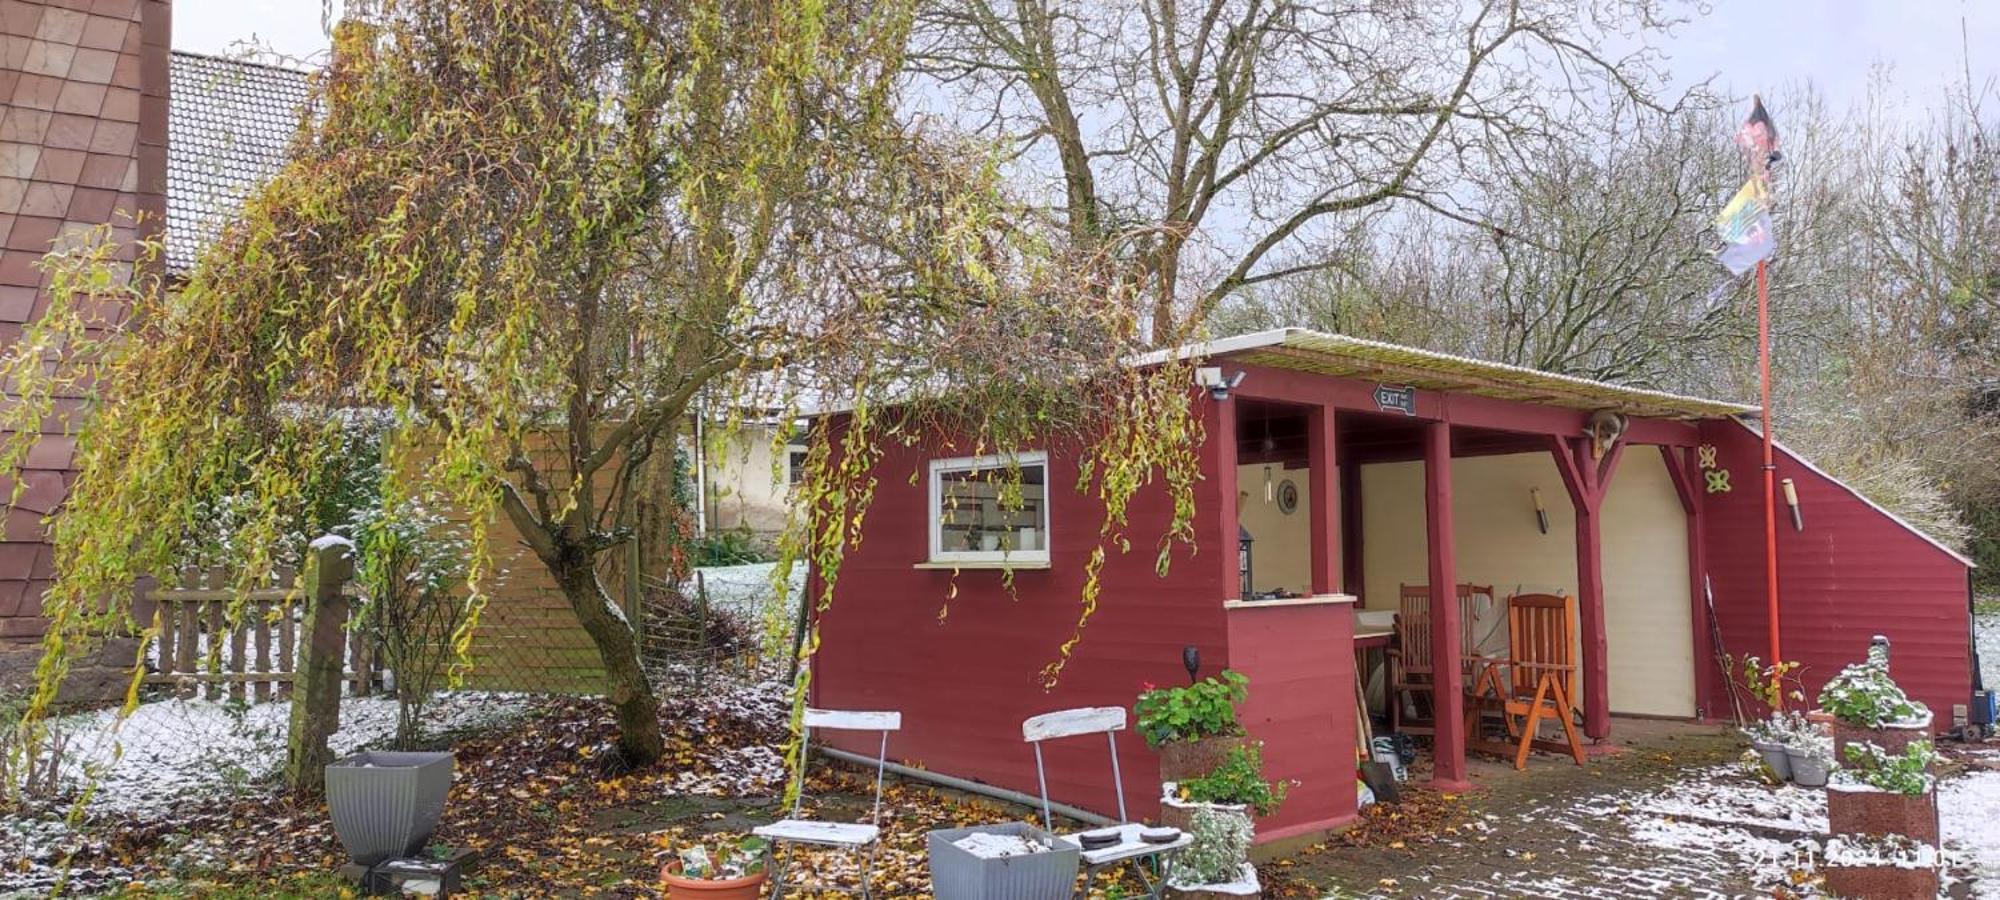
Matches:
[325,750,455,866]
[1817,638,1933,759]
[659,834,769,900]
[1731,654,1804,782]
[1827,740,1940,844]
[1162,742,1287,899]
[1136,670,1250,784]
[1822,833,1941,899]
[1782,725,1833,788]
[1742,714,1794,782]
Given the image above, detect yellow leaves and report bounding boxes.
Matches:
[1388,840,1406,850]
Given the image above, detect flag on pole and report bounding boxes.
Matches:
[1735,95,1781,170]
[1714,177,1775,276]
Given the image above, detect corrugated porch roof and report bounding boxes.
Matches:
[1139,328,1758,421]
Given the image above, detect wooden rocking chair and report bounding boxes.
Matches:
[1464,593,1587,770]
[1387,582,1494,735]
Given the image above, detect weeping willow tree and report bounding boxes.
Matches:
[3,0,1202,769]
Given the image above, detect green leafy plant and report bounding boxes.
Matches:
[693,526,773,567]
[1175,743,1288,817]
[1730,653,1805,710]
[668,834,769,880]
[1818,645,1929,728]
[1135,670,1248,747]
[1170,803,1254,888]
[1838,740,1936,795]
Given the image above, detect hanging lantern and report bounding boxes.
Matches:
[1238,525,1254,600]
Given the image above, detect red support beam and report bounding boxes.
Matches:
[1549,435,1621,741]
[1340,459,1364,602]
[1660,445,1717,721]
[1211,394,1242,599]
[1424,420,1469,788]
[1308,404,1339,595]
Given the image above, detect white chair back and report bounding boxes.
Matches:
[1021,705,1130,829]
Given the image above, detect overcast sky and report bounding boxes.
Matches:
[176,1,1998,115]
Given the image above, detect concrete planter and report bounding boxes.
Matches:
[1823,710,1932,763]
[325,750,454,866]
[1158,735,1247,786]
[1825,782,1939,845]
[1822,863,1940,899]
[925,822,1079,900]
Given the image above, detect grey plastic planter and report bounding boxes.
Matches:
[326,750,454,866]
[1785,746,1830,787]
[1750,739,1793,781]
[926,822,1079,900]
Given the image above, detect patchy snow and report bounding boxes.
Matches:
[30,690,539,820]
[1941,769,2000,896]
[1977,607,1999,690]
[689,562,803,619]
[951,832,1046,859]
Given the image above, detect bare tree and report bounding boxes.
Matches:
[909,0,1696,344]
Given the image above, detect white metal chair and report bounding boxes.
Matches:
[755,708,901,898]
[1023,706,1191,899]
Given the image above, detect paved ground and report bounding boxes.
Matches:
[1267,720,1826,899]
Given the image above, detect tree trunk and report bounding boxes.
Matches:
[551,544,665,766]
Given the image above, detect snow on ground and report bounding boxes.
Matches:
[1977,607,1999,691]
[1941,768,2000,897]
[38,690,539,820]
[689,562,802,620]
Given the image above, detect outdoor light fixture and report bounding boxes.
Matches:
[1264,465,1274,503]
[1183,646,1201,684]
[1195,366,1246,400]
[1531,487,1549,534]
[1781,478,1803,531]
[1238,525,1254,601]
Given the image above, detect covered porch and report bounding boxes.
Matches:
[1193,329,1752,789]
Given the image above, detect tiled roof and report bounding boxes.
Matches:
[166,51,312,273]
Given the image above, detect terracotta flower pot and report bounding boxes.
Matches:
[1822,863,1939,899]
[1825,783,1939,845]
[660,867,768,900]
[1158,735,1247,786]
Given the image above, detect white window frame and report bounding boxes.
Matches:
[785,444,810,486]
[926,451,1051,566]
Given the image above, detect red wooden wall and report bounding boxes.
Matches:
[811,422,1232,825]
[1699,420,1973,728]
[812,400,1363,838]
[1223,601,1357,840]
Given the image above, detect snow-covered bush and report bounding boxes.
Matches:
[1818,643,1928,728]
[1171,802,1254,888]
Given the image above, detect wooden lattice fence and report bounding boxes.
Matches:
[140,566,379,703]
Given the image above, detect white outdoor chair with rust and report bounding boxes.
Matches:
[1023,706,1193,899]
[755,708,900,898]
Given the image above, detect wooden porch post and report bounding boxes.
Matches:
[1424,421,1468,788]
[1308,404,1339,595]
[1340,459,1364,601]
[1661,445,1715,721]
[1550,437,1623,741]
[1212,392,1241,598]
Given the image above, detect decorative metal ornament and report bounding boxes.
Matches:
[1697,444,1719,469]
[1705,469,1733,494]
[1277,480,1299,514]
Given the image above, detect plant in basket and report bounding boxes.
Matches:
[1136,670,1249,782]
[659,834,769,899]
[1818,645,1929,729]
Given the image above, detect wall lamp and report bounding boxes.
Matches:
[1531,487,1549,534]
[1195,366,1246,400]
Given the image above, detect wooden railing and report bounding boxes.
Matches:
[141,565,377,703]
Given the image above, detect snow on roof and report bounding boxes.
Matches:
[1137,328,1759,421]
[167,51,313,274]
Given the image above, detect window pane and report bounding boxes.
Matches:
[936,462,1047,554]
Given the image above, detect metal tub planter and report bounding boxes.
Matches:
[326,750,455,865]
[926,822,1080,900]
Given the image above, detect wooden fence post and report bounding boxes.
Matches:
[287,537,355,795]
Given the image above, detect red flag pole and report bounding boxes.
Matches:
[1757,257,1782,706]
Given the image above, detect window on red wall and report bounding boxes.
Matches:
[927,452,1050,565]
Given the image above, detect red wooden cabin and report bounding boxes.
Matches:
[808,328,1977,843]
